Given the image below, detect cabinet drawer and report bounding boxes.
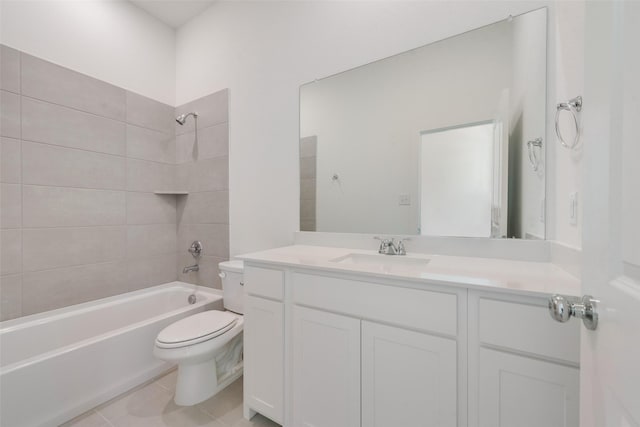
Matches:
[293,272,458,337]
[244,266,284,300]
[478,298,580,364]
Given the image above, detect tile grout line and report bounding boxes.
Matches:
[20,91,174,135]
[21,137,178,166]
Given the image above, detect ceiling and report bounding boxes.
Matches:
[130,0,217,29]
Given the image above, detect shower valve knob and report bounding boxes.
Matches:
[188,241,203,258]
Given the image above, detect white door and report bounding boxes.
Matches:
[292,306,360,427]
[361,321,457,427]
[580,2,640,426]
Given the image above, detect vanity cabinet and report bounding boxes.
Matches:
[468,292,580,427]
[292,306,360,427]
[242,259,580,427]
[291,272,464,427]
[243,267,285,425]
[361,321,457,427]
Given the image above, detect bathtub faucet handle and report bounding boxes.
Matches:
[188,241,203,258]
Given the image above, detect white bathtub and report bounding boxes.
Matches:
[0,282,223,427]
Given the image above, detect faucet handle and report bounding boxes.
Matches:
[395,238,410,255]
[373,236,392,254]
[188,241,203,258]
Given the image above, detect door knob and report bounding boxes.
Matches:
[548,294,598,330]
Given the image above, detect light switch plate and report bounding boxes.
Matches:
[398,194,411,206]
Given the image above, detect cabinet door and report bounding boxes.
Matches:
[361,321,458,427]
[478,348,579,427]
[292,306,360,427]
[244,295,283,424]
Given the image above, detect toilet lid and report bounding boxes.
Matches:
[156,311,237,347]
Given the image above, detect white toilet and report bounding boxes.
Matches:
[154,260,245,406]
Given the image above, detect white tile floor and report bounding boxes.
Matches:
[62,370,280,427]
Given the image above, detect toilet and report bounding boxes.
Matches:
[154,260,245,406]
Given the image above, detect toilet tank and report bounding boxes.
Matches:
[218,260,244,314]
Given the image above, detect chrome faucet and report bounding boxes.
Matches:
[374,237,409,255]
[183,241,203,274]
[183,264,200,274]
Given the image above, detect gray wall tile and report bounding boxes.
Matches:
[0,45,21,94]
[22,97,126,156]
[1,90,20,138]
[23,186,126,227]
[127,224,177,259]
[21,53,126,121]
[0,229,21,275]
[177,191,229,224]
[300,157,316,179]
[127,253,177,291]
[22,226,126,272]
[174,162,191,191]
[126,91,174,134]
[22,142,126,190]
[177,254,226,289]
[22,261,128,315]
[0,47,233,319]
[0,274,22,320]
[300,136,317,158]
[300,196,316,221]
[175,89,228,135]
[178,223,229,258]
[300,178,316,199]
[127,124,175,164]
[1,183,21,228]
[189,156,229,192]
[176,122,228,163]
[127,192,176,225]
[1,137,21,183]
[126,158,174,192]
[300,220,316,232]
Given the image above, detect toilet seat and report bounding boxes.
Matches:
[156,311,237,349]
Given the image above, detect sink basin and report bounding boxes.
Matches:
[329,253,430,274]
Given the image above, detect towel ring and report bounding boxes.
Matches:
[555,96,582,149]
[527,138,543,171]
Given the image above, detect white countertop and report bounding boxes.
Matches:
[237,245,581,298]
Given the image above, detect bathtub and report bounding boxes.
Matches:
[0,282,223,427]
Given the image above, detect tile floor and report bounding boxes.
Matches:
[62,370,280,427]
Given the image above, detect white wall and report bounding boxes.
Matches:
[176,0,584,255]
[549,1,584,248]
[0,0,176,105]
[510,8,547,239]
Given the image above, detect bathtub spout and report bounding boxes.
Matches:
[183,264,199,274]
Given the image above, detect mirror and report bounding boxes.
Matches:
[300,8,547,239]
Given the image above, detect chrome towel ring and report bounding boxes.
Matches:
[555,96,582,149]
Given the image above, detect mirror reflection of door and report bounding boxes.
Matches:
[419,121,505,238]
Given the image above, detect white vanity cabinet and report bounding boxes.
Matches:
[291,271,465,427]
[468,292,580,427]
[361,321,458,427]
[241,255,580,427]
[292,306,361,427]
[243,266,285,425]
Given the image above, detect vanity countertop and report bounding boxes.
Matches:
[237,245,581,298]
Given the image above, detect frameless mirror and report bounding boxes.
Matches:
[300,8,547,239]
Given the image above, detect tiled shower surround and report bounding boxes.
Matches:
[0,44,229,321]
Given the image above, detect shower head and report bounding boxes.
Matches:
[176,112,198,125]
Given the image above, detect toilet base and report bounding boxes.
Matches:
[173,334,244,406]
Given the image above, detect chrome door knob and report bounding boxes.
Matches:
[548,294,598,330]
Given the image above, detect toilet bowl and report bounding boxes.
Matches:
[153,260,245,406]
